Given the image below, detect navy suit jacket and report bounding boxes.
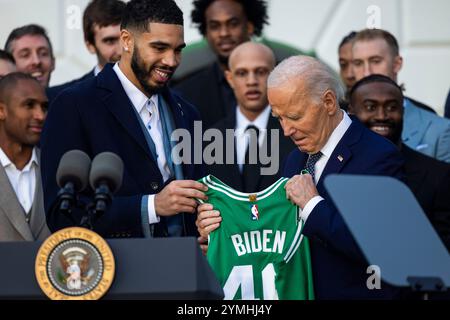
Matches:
[40,64,204,238]
[283,117,405,299]
[46,69,96,104]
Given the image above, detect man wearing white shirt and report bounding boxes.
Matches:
[40,0,207,238]
[0,72,50,241]
[198,55,405,299]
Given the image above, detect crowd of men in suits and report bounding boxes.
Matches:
[0,0,449,299]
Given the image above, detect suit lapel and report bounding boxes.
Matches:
[317,144,352,190]
[160,88,195,179]
[96,65,159,171]
[0,166,33,240]
[29,153,48,240]
[316,118,362,190]
[402,98,432,147]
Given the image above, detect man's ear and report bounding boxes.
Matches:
[323,90,338,116]
[0,102,7,120]
[121,29,134,54]
[225,70,234,89]
[247,22,255,37]
[393,55,403,76]
[86,40,97,55]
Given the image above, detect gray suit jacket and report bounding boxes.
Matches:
[402,98,450,163]
[0,153,50,241]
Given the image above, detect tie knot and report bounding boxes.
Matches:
[308,151,322,164]
[303,151,322,181]
[245,124,260,137]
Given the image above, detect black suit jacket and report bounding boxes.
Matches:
[402,143,450,250]
[46,69,96,104]
[172,62,236,129]
[206,111,296,192]
[40,64,204,238]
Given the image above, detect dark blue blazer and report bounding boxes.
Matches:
[46,69,96,104]
[40,64,204,238]
[283,117,405,299]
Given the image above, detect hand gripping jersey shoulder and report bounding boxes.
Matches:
[198,175,314,300]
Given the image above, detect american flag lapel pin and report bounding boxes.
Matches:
[337,155,344,162]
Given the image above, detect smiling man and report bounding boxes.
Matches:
[47,0,126,102]
[4,25,55,88]
[40,0,207,239]
[351,28,450,163]
[0,72,50,241]
[348,74,450,251]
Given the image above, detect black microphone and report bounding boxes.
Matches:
[56,150,91,212]
[89,152,124,214]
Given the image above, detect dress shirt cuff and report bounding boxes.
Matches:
[299,196,324,222]
[145,195,161,224]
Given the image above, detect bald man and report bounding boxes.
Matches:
[205,42,295,193]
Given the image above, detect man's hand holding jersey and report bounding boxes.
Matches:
[155,180,208,216]
[284,174,319,209]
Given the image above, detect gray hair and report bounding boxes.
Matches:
[268,55,345,104]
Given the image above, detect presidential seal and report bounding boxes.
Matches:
[35,227,115,300]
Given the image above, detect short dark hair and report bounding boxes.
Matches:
[192,0,269,37]
[4,24,54,59]
[0,50,15,64]
[0,72,41,104]
[83,0,126,45]
[339,31,357,50]
[349,74,404,104]
[121,0,183,32]
[354,28,400,57]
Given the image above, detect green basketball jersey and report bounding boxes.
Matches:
[198,175,314,300]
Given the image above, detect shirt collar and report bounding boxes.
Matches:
[0,147,39,170]
[236,105,271,133]
[320,110,352,158]
[94,65,102,76]
[113,63,157,114]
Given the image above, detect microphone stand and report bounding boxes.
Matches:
[80,184,112,230]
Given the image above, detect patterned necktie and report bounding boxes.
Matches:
[303,152,323,182]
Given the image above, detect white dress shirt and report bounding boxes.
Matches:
[300,110,352,222]
[235,105,271,172]
[113,63,170,224]
[94,65,102,76]
[0,147,38,215]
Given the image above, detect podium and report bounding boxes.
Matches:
[0,237,224,299]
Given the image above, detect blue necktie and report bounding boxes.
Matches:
[303,152,322,182]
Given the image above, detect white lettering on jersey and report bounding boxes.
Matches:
[231,230,286,256]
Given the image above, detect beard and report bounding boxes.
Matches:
[370,119,403,145]
[131,46,164,96]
